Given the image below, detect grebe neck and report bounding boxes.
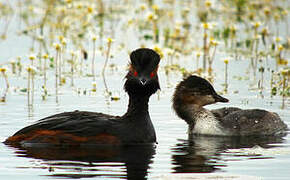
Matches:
[174,101,207,126]
[125,94,150,116]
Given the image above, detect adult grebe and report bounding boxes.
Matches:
[5,48,161,146]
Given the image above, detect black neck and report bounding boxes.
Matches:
[125,94,150,116]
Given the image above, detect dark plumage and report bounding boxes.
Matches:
[173,75,288,136]
[5,48,161,146]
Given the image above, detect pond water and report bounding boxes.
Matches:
[0,1,290,179]
[0,58,289,179]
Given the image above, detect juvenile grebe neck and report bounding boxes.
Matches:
[174,98,225,135]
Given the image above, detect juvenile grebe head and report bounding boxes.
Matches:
[173,75,228,108]
[124,48,160,96]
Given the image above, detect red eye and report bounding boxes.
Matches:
[150,72,155,78]
[134,71,138,77]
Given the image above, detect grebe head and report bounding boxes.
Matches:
[173,75,229,108]
[124,48,160,96]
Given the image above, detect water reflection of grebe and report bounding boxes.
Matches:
[8,144,155,179]
[171,135,285,173]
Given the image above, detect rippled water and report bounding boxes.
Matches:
[0,66,290,179]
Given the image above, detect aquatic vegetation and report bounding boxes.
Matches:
[68,50,77,87]
[91,35,97,81]
[0,66,9,102]
[102,37,113,95]
[42,53,49,87]
[0,0,288,108]
[26,66,36,107]
[223,58,229,93]
[54,43,61,103]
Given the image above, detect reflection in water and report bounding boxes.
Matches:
[171,135,285,173]
[8,144,155,179]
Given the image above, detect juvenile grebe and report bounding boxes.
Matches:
[5,48,161,146]
[173,75,287,136]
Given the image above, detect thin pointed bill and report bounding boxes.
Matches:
[214,93,229,103]
[139,77,147,86]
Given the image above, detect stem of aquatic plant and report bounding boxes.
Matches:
[92,36,97,81]
[252,22,260,79]
[31,68,35,105]
[10,61,16,74]
[281,70,288,109]
[270,70,274,89]
[17,56,22,76]
[0,68,9,102]
[70,52,75,87]
[102,38,112,95]
[43,54,48,87]
[203,33,207,72]
[202,23,209,73]
[1,69,9,90]
[59,50,62,86]
[254,38,259,76]
[281,76,286,109]
[97,0,104,46]
[80,49,86,76]
[28,56,36,105]
[224,59,229,93]
[258,67,264,90]
[208,40,217,77]
[58,40,63,85]
[27,67,31,107]
[153,19,159,43]
[54,43,61,103]
[37,37,43,71]
[60,39,67,85]
[71,62,74,87]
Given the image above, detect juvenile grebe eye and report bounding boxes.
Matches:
[134,71,138,77]
[150,72,155,78]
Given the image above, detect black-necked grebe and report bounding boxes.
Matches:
[173,75,287,136]
[5,48,160,146]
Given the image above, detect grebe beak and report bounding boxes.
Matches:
[214,93,229,103]
[139,77,147,85]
